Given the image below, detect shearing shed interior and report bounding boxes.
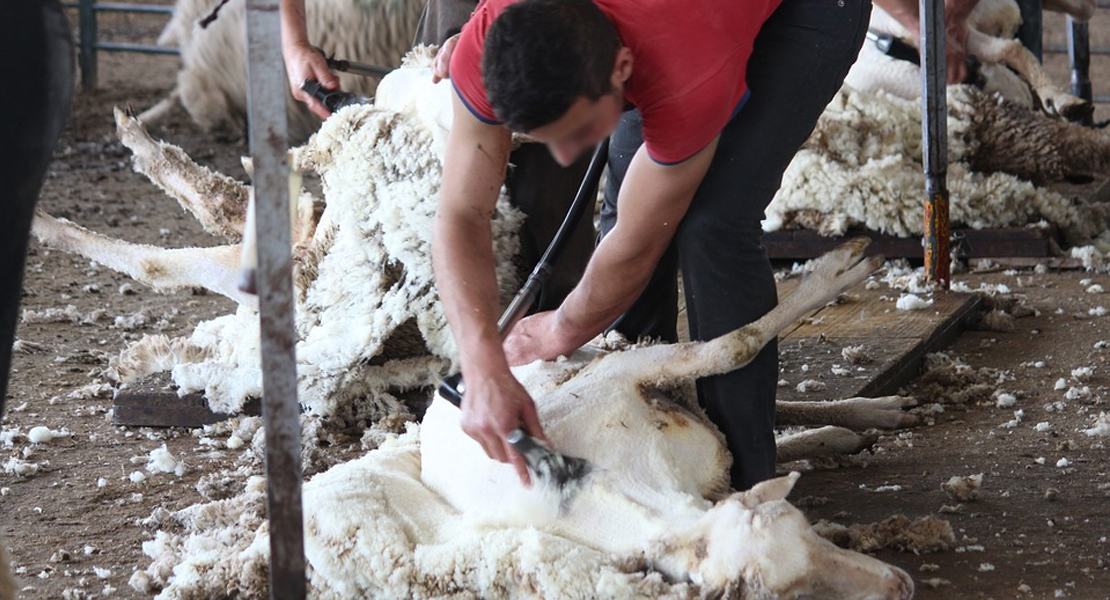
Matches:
[2,0,1110,598]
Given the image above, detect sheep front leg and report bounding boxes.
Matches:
[31,210,256,307]
[775,425,878,463]
[623,239,882,386]
[778,396,919,430]
[114,107,250,241]
[966,29,1089,121]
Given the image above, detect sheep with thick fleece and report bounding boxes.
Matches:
[135,239,914,599]
[145,0,424,142]
[847,0,1092,120]
[35,49,523,421]
[766,84,1110,244]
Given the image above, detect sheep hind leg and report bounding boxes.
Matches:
[114,106,250,241]
[775,425,878,463]
[625,238,882,386]
[31,209,255,307]
[967,29,1092,122]
[777,396,919,430]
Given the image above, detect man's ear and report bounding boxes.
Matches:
[611,46,633,87]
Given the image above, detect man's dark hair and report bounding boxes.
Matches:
[482,0,621,132]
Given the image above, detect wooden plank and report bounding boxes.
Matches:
[113,373,261,427]
[777,283,981,402]
[765,227,1059,260]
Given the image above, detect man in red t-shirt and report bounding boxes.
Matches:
[433,0,873,491]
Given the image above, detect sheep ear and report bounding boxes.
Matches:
[738,471,801,509]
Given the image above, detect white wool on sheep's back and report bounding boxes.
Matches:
[765,85,1091,239]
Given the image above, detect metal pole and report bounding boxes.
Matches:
[244,0,306,598]
[1067,16,1093,126]
[78,0,97,90]
[920,0,949,287]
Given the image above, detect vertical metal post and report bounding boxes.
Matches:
[920,0,949,288]
[1067,16,1093,126]
[78,0,97,90]
[244,0,306,598]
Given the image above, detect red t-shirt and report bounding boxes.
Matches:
[450,0,783,164]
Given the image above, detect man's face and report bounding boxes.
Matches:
[523,91,624,167]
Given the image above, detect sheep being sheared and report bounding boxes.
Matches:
[135,239,915,599]
[847,0,1092,121]
[144,0,425,142]
[765,84,1110,244]
[33,49,920,445]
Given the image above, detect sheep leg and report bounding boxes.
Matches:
[775,425,878,463]
[1042,0,1095,21]
[114,106,250,241]
[622,238,882,386]
[777,396,919,430]
[31,209,256,307]
[966,29,1090,121]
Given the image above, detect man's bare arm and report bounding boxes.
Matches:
[504,138,718,365]
[279,0,338,117]
[432,90,543,484]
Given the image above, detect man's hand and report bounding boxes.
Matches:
[432,34,460,83]
[458,368,546,486]
[503,311,578,366]
[283,41,338,118]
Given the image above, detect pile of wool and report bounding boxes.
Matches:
[132,425,694,599]
[766,85,1110,244]
[813,514,955,554]
[109,49,525,422]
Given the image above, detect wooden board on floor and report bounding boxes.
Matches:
[764,227,1061,261]
[775,282,981,402]
[113,372,261,427]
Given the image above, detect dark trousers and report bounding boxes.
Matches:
[0,0,75,423]
[601,0,871,490]
[416,1,593,311]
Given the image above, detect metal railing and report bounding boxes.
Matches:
[1042,6,1107,107]
[66,0,178,90]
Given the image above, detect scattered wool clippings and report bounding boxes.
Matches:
[1018,583,1033,594]
[979,563,995,572]
[97,477,108,488]
[873,484,903,493]
[1065,386,1090,401]
[831,365,850,377]
[1034,422,1053,432]
[995,393,1017,408]
[94,567,111,579]
[1071,367,1094,381]
[226,435,245,450]
[920,563,940,572]
[1090,306,1107,317]
[1056,458,1071,468]
[1096,341,1109,349]
[129,471,146,483]
[841,344,872,365]
[1087,284,1105,294]
[146,443,184,476]
[942,473,983,502]
[1001,409,1025,429]
[1035,457,1046,465]
[1054,378,1067,391]
[921,578,951,589]
[27,426,68,444]
[795,379,826,393]
[896,294,934,311]
[3,457,40,476]
[1083,413,1110,436]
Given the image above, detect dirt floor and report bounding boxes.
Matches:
[2,5,1110,600]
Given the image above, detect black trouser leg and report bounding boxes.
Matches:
[601,0,871,490]
[0,0,75,423]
